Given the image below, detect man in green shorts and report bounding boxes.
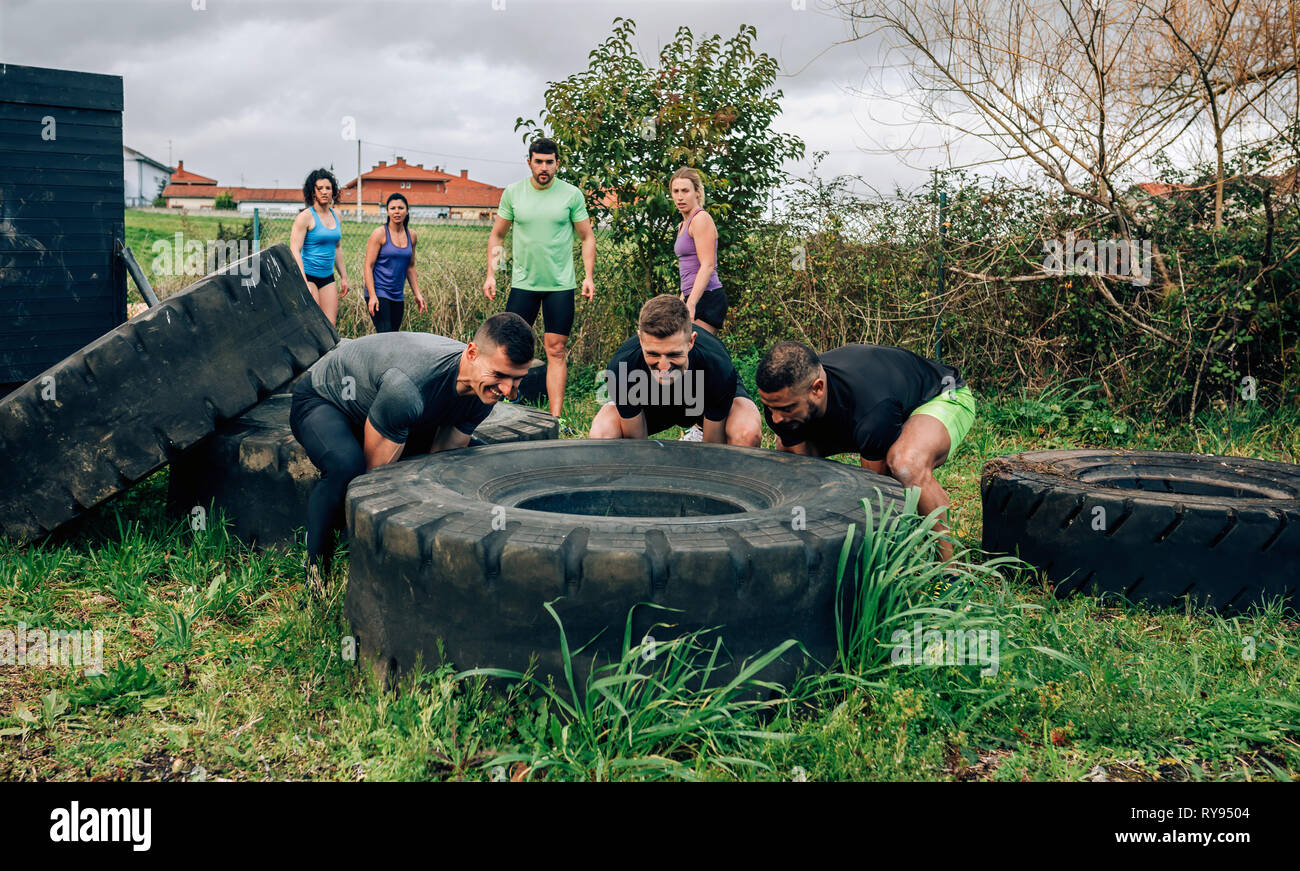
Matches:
[483,137,596,423]
[755,341,976,557]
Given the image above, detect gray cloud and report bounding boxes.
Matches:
[1,0,936,193]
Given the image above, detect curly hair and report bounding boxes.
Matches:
[302,168,340,208]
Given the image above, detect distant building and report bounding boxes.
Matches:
[336,157,504,220]
[159,156,506,219]
[230,188,304,215]
[1126,167,1299,225]
[123,146,172,207]
[160,160,219,208]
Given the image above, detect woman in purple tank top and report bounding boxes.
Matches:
[670,167,726,335]
[364,193,426,333]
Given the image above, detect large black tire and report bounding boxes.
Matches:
[343,440,906,687]
[166,398,558,548]
[981,449,1300,611]
[0,244,337,543]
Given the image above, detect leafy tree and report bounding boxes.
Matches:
[517,18,805,295]
[213,190,236,210]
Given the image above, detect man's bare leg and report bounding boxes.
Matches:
[879,414,955,561]
[724,396,762,446]
[544,331,567,419]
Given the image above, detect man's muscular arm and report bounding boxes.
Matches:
[363,419,404,470]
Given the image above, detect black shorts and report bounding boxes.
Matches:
[305,272,335,288]
[637,380,752,436]
[687,287,728,330]
[506,287,575,337]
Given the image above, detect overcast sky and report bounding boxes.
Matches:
[0,0,959,196]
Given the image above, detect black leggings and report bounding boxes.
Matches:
[289,381,366,564]
[371,297,405,333]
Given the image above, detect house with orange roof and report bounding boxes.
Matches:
[160,160,220,208]
[336,156,504,220]
[159,156,505,220]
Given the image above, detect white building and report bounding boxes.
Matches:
[123,146,172,207]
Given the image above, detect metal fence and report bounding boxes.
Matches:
[252,211,632,363]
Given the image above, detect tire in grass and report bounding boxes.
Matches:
[342,439,906,687]
[0,244,337,543]
[166,397,559,548]
[980,449,1300,611]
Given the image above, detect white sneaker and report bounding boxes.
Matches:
[679,424,704,442]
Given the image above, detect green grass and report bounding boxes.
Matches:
[2,387,1297,781]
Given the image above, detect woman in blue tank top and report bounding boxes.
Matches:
[364,193,426,333]
[290,168,350,326]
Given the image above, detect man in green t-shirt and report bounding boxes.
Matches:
[483,138,596,421]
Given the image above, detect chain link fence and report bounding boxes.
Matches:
[253,213,634,365]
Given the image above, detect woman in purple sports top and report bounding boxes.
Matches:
[670,167,726,335]
[363,192,427,333]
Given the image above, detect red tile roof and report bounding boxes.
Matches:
[169,160,217,185]
[1134,182,1195,197]
[161,185,301,202]
[1135,169,1297,198]
[222,187,303,202]
[335,185,501,208]
[161,183,217,199]
[349,156,452,183]
[160,157,510,209]
[337,158,504,207]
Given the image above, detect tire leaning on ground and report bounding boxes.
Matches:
[166,398,559,548]
[0,244,337,543]
[343,440,907,687]
[981,449,1300,611]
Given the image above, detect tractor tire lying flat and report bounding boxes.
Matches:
[343,439,906,688]
[166,397,558,548]
[981,449,1300,611]
[0,244,337,543]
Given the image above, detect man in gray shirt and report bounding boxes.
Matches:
[290,313,535,596]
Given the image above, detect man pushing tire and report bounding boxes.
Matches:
[589,295,760,445]
[755,341,975,557]
[289,313,535,596]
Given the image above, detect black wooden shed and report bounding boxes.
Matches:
[0,63,127,388]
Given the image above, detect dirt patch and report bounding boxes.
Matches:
[0,739,56,780]
[945,744,1014,781]
[980,457,1073,489]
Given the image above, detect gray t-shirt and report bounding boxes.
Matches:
[307,332,491,443]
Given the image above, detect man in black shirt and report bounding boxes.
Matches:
[289,313,535,596]
[755,341,976,554]
[589,295,760,445]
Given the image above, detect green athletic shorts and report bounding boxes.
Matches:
[910,386,976,456]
